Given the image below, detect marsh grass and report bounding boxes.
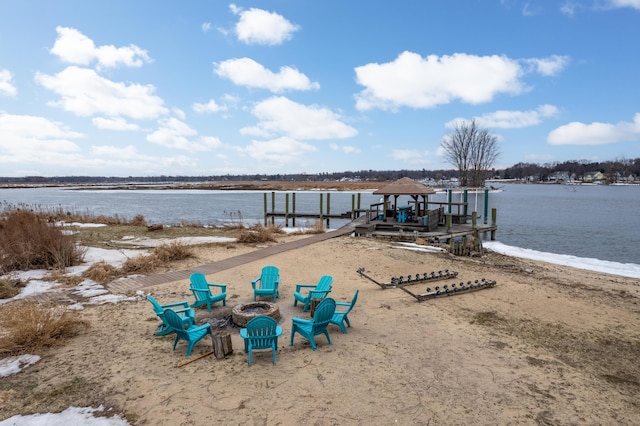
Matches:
[0,301,90,355]
[82,261,119,284]
[0,209,85,273]
[237,224,278,243]
[41,271,84,288]
[0,277,22,299]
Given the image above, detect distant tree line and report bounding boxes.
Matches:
[500,157,640,182]
[1,157,639,185]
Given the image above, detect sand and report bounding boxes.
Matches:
[1,234,639,425]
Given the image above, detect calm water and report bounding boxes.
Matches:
[1,184,638,265]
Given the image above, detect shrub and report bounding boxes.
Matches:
[0,301,90,355]
[129,214,147,226]
[153,242,193,263]
[82,261,119,284]
[237,225,277,243]
[42,271,84,288]
[120,254,159,275]
[0,278,22,299]
[0,209,85,273]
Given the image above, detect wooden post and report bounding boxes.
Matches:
[319,193,324,227]
[285,193,289,227]
[326,192,331,228]
[351,194,355,219]
[292,192,296,227]
[472,211,477,228]
[446,214,452,233]
[447,189,452,214]
[271,191,276,226]
[212,332,233,359]
[491,208,497,240]
[463,189,468,217]
[484,188,489,225]
[309,298,321,316]
[263,192,268,226]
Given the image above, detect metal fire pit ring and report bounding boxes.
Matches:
[231,302,280,327]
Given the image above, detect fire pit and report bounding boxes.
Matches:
[231,302,281,327]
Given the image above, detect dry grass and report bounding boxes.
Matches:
[0,278,22,299]
[80,242,194,284]
[0,301,90,356]
[42,271,84,288]
[237,224,278,243]
[82,261,119,284]
[0,209,85,273]
[153,241,193,263]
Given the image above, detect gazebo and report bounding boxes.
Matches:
[372,177,436,222]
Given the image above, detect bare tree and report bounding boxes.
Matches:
[441,119,499,187]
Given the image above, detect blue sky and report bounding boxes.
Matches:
[0,1,639,177]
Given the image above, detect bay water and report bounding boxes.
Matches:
[1,183,638,267]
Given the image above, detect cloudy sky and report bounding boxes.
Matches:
[0,1,639,177]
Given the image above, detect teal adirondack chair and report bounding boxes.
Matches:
[251,266,280,302]
[329,290,359,334]
[163,308,213,356]
[189,272,227,312]
[147,295,195,336]
[293,275,333,311]
[239,316,283,365]
[290,298,336,351]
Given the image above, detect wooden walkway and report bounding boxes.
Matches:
[105,224,358,294]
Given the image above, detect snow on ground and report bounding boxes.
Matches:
[0,355,41,378]
[484,241,640,279]
[0,406,131,426]
[393,241,640,279]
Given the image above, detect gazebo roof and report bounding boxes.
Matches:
[373,177,436,196]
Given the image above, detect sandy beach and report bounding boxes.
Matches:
[1,232,639,425]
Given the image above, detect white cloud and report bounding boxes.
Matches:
[51,27,151,69]
[0,113,83,157]
[548,113,640,145]
[35,66,168,119]
[215,57,319,92]
[606,0,640,10]
[354,51,526,111]
[91,145,139,157]
[244,136,316,163]
[202,22,212,32]
[390,149,431,165]
[330,143,361,154]
[0,69,17,97]
[146,117,222,151]
[92,117,140,131]
[523,55,570,76]
[448,104,560,129]
[243,96,357,140]
[230,4,299,45]
[193,99,227,113]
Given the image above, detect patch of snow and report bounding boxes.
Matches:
[0,405,130,425]
[0,354,41,378]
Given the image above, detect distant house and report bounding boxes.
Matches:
[582,171,605,183]
[547,171,574,183]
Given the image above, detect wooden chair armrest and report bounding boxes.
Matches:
[334,301,350,308]
[208,283,227,291]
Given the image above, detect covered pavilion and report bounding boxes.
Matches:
[372,177,436,222]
